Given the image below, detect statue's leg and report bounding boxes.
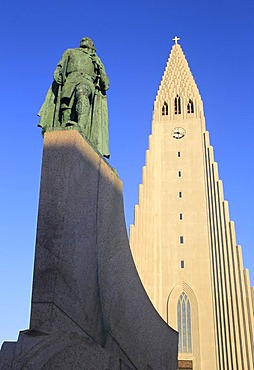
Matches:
[75,82,93,137]
[62,108,72,125]
[61,96,76,127]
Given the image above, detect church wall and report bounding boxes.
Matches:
[203,128,254,369]
[130,42,254,370]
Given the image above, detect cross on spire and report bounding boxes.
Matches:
[172,36,180,44]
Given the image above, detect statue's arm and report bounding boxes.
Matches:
[53,49,71,85]
[95,56,109,92]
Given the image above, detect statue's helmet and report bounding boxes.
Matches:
[80,37,96,51]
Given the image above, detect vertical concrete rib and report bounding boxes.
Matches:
[229,223,245,369]
[244,269,254,368]
[236,246,252,369]
[203,133,221,369]
[216,180,233,369]
[222,201,239,369]
[212,163,227,370]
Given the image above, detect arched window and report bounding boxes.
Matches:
[174,95,181,114]
[177,292,192,353]
[187,99,194,114]
[162,101,168,116]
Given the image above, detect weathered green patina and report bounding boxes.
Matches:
[38,37,110,158]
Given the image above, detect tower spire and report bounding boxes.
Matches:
[154,40,204,122]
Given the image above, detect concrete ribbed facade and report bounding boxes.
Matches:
[129,42,254,369]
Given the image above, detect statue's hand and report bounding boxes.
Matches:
[97,60,104,70]
[53,68,63,85]
[54,74,63,85]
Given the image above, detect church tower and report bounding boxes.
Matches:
[130,39,254,370]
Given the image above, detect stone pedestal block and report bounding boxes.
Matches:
[0,130,178,370]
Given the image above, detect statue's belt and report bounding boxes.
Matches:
[66,71,95,80]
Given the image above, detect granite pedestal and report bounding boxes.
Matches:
[1,130,178,369]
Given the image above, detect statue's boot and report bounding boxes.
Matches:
[76,93,91,138]
[62,109,77,127]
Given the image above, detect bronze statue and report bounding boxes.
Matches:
[38,37,110,158]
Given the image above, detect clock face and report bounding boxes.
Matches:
[172,127,186,139]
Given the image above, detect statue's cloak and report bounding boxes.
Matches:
[90,91,109,158]
[38,81,60,130]
[38,83,109,158]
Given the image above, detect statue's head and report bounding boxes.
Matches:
[80,37,96,51]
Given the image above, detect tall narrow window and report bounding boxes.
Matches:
[187,99,194,113]
[181,260,184,268]
[178,292,192,353]
[180,236,184,244]
[162,101,168,116]
[177,151,181,157]
[178,171,182,177]
[179,213,183,220]
[179,191,182,198]
[174,94,181,114]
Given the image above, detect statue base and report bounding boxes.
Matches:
[1,130,177,370]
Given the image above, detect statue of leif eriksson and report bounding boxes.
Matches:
[38,37,110,158]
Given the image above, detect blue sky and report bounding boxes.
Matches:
[1,0,253,346]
